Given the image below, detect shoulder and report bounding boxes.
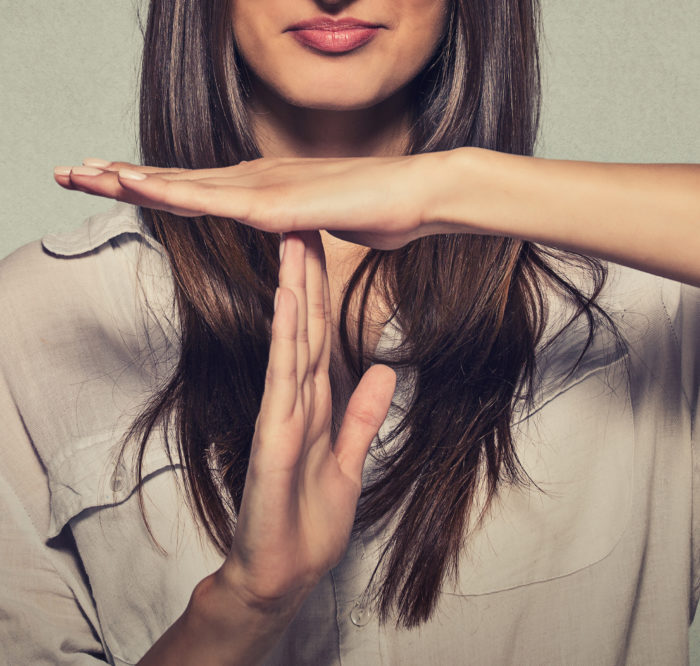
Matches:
[0,205,174,438]
[599,262,698,354]
[595,264,698,418]
[529,259,697,409]
[0,203,168,357]
[0,205,180,542]
[545,255,694,350]
[0,203,156,316]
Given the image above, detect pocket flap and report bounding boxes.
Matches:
[46,428,179,539]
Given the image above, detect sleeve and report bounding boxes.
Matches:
[0,370,108,664]
[679,282,700,445]
[683,284,700,617]
[663,281,700,617]
[663,281,700,450]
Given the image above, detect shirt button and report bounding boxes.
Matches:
[350,604,371,627]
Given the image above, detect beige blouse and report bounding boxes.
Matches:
[0,202,698,665]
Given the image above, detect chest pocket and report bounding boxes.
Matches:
[47,431,224,665]
[45,428,178,541]
[448,354,633,595]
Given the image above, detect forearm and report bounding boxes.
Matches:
[137,567,301,666]
[428,147,700,286]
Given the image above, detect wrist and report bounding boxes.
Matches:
[196,563,307,623]
[421,146,521,239]
[137,566,300,666]
[173,567,303,666]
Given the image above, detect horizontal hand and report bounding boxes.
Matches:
[58,150,700,284]
[54,154,447,250]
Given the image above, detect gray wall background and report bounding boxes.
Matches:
[2,0,700,659]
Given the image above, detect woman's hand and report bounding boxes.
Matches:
[54,154,449,250]
[56,150,700,284]
[219,230,395,612]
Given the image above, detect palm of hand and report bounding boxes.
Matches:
[225,232,396,606]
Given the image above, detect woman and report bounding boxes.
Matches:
[2,0,699,663]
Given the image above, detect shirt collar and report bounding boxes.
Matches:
[41,203,161,257]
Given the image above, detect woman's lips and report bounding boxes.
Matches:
[285,18,383,54]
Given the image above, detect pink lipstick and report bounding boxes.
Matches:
[285,17,383,54]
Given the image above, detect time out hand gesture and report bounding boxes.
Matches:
[54,155,451,249]
[222,230,395,611]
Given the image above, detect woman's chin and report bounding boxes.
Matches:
[246,64,400,114]
[280,83,398,113]
[290,97,384,112]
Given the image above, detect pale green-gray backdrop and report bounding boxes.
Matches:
[2,0,700,660]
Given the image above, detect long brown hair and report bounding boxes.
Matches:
[123,0,619,628]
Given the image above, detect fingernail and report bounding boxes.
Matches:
[279,233,286,262]
[71,166,103,177]
[119,169,147,181]
[54,166,72,176]
[82,157,112,168]
[274,288,280,312]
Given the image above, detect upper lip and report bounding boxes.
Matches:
[285,17,383,31]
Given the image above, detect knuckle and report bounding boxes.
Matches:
[265,367,296,384]
[346,405,383,430]
[270,323,296,341]
[308,298,325,320]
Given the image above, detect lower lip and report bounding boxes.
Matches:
[290,28,380,54]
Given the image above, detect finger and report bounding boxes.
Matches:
[306,263,333,444]
[102,161,189,175]
[139,160,280,183]
[257,287,298,426]
[102,162,235,179]
[116,173,255,220]
[101,159,273,184]
[278,234,309,388]
[334,365,396,488]
[57,161,278,221]
[63,168,263,222]
[318,243,332,376]
[80,159,183,174]
[54,167,77,190]
[64,168,171,209]
[298,230,327,375]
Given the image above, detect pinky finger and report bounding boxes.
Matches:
[117,172,252,220]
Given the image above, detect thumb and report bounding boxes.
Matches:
[335,364,397,486]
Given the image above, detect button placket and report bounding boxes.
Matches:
[332,534,382,664]
[348,531,375,628]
